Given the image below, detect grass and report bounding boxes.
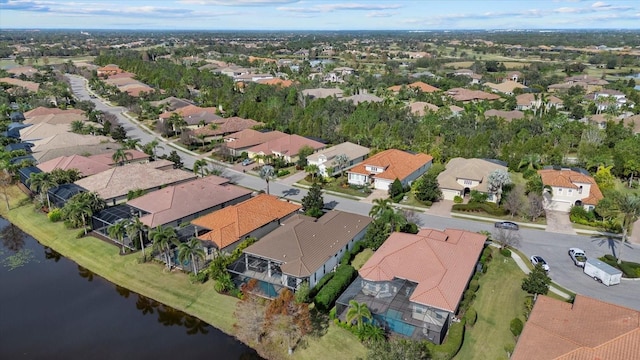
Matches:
[0,187,366,360]
[455,249,528,360]
[351,248,373,270]
[298,177,368,198]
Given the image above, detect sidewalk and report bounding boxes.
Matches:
[489,243,572,299]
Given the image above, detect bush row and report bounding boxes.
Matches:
[314,265,357,312]
[309,272,334,299]
[452,202,508,216]
[426,318,466,360]
[600,254,640,278]
[340,241,366,267]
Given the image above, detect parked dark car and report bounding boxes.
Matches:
[494,221,519,230]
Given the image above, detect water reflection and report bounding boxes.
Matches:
[77,265,94,281]
[0,222,25,252]
[44,246,62,262]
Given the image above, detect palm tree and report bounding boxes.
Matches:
[123,138,141,150]
[518,154,542,171]
[27,172,58,209]
[63,197,92,235]
[126,216,148,259]
[334,153,350,178]
[70,120,86,134]
[346,300,372,331]
[144,139,163,160]
[108,220,128,254]
[304,164,320,182]
[369,198,393,218]
[193,159,209,177]
[177,238,206,274]
[112,148,132,166]
[616,194,640,264]
[259,165,276,195]
[150,225,178,270]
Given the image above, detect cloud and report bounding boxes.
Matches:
[179,0,299,5]
[278,3,402,14]
[366,10,397,18]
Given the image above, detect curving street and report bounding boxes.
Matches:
[66,74,640,311]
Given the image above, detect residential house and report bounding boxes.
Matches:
[336,229,486,344]
[445,88,500,102]
[33,143,122,163]
[158,105,221,129]
[127,176,252,229]
[29,133,115,160]
[24,107,84,119]
[256,78,295,87]
[484,109,525,122]
[538,168,604,212]
[437,158,508,202]
[87,149,149,166]
[347,149,433,191]
[223,129,288,157]
[409,102,439,116]
[6,66,39,78]
[234,73,274,83]
[191,194,301,254]
[516,93,564,111]
[74,160,196,206]
[512,295,640,360]
[190,116,263,143]
[149,97,194,112]
[37,154,111,177]
[451,69,482,84]
[247,134,325,164]
[306,142,370,177]
[97,64,124,77]
[623,114,640,134]
[24,112,86,126]
[388,81,440,94]
[18,123,72,141]
[301,88,344,100]
[506,71,523,83]
[0,77,40,92]
[484,80,527,95]
[592,89,628,112]
[229,211,372,297]
[340,93,384,105]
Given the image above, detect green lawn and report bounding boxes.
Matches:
[298,177,367,198]
[455,249,528,360]
[0,187,366,360]
[351,248,374,270]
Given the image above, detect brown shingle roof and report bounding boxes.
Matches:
[191,194,301,250]
[24,112,86,125]
[19,123,70,140]
[192,117,263,137]
[359,229,486,312]
[538,169,604,205]
[37,154,111,177]
[30,133,114,153]
[128,176,251,228]
[446,88,501,101]
[0,77,40,92]
[74,162,196,201]
[87,149,149,166]
[484,109,525,122]
[512,295,640,360]
[24,107,84,118]
[223,129,288,150]
[348,149,433,182]
[248,134,325,156]
[243,211,372,277]
[437,158,508,192]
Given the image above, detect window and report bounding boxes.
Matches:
[463,179,472,185]
[557,188,563,194]
[579,186,583,194]
[568,189,573,194]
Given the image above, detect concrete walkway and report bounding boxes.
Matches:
[490,243,572,299]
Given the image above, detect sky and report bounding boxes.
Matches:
[0,0,639,31]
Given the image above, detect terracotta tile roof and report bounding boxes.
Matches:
[191,194,301,250]
[484,80,527,94]
[347,149,433,182]
[538,169,604,205]
[244,211,372,277]
[388,81,440,93]
[257,78,295,87]
[446,88,501,102]
[437,158,508,192]
[19,123,70,140]
[0,77,40,92]
[192,117,263,137]
[223,129,288,150]
[248,134,325,156]
[512,295,640,360]
[24,107,84,118]
[87,149,149,166]
[158,104,219,120]
[37,154,111,177]
[30,133,114,153]
[128,176,251,228]
[359,229,486,312]
[516,93,564,106]
[74,162,196,201]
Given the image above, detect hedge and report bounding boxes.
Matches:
[599,254,640,278]
[465,308,477,326]
[468,279,479,292]
[452,202,508,216]
[510,318,523,337]
[309,271,334,298]
[426,318,466,360]
[340,241,366,267]
[314,265,357,312]
[500,248,512,257]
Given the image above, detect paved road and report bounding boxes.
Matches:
[67,74,640,311]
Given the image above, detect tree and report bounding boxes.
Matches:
[193,159,209,177]
[166,150,183,169]
[259,165,275,195]
[264,289,312,355]
[144,139,163,160]
[27,172,58,209]
[369,198,394,218]
[304,163,320,182]
[412,172,441,203]
[177,238,206,274]
[346,300,372,331]
[108,220,128,254]
[615,194,640,264]
[62,196,92,234]
[521,263,551,298]
[334,153,350,178]
[388,178,404,200]
[70,120,85,134]
[150,225,178,270]
[110,125,127,141]
[492,227,522,249]
[111,148,132,166]
[122,138,141,150]
[503,185,526,218]
[526,193,545,222]
[126,216,147,259]
[296,145,315,168]
[234,280,267,345]
[0,170,14,211]
[301,182,324,218]
[488,169,511,203]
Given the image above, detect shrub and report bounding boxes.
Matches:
[314,265,357,312]
[468,280,479,292]
[47,208,62,222]
[459,289,476,312]
[510,318,523,337]
[329,307,337,320]
[75,229,86,239]
[452,202,508,216]
[500,248,512,257]
[465,308,477,326]
[426,318,466,360]
[189,271,209,284]
[276,169,290,177]
[309,272,334,298]
[599,254,640,278]
[453,195,463,204]
[480,247,493,265]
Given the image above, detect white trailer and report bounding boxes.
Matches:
[583,258,622,286]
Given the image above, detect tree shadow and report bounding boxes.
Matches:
[590,234,633,259]
[282,188,300,197]
[323,200,338,210]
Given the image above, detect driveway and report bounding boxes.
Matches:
[427,200,453,218]
[545,210,577,235]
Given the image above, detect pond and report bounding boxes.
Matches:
[0,217,261,359]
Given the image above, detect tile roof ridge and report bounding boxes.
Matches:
[526,321,586,348]
[167,185,179,209]
[102,167,118,189]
